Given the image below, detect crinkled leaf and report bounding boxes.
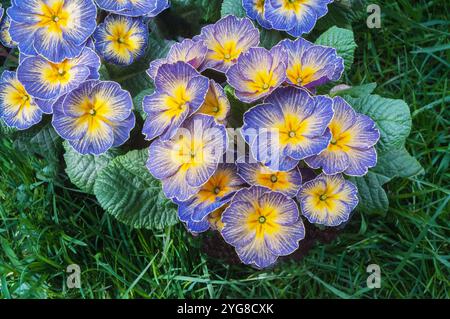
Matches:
[331,83,377,98]
[345,94,412,152]
[221,0,246,18]
[13,121,62,162]
[94,149,178,229]
[63,141,122,194]
[315,26,357,70]
[374,147,424,179]
[348,172,390,215]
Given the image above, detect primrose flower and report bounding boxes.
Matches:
[265,0,332,37]
[280,38,344,88]
[176,163,245,233]
[226,46,287,103]
[0,71,52,130]
[243,0,272,29]
[0,16,17,48]
[242,86,333,171]
[222,186,305,268]
[95,0,169,17]
[93,14,148,66]
[305,97,380,176]
[147,114,228,201]
[17,48,100,101]
[52,80,135,155]
[196,80,231,125]
[7,0,97,63]
[142,62,209,141]
[147,39,208,80]
[298,173,359,226]
[193,15,260,73]
[236,157,302,198]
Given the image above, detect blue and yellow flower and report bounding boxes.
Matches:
[304,96,380,176]
[0,71,52,130]
[221,186,305,268]
[242,86,333,171]
[142,61,209,141]
[95,0,169,17]
[0,16,17,48]
[265,0,332,37]
[147,114,228,201]
[297,173,359,226]
[176,163,245,233]
[236,156,302,198]
[17,47,100,101]
[52,80,135,155]
[147,39,208,80]
[226,46,287,103]
[243,0,272,29]
[193,15,260,73]
[196,80,230,125]
[7,0,97,63]
[280,37,344,89]
[93,14,148,66]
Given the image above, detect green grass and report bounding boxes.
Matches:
[0,0,449,298]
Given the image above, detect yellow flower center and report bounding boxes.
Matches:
[36,1,70,35]
[246,204,281,239]
[42,60,73,86]
[210,39,243,63]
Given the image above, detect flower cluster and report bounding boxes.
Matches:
[143,15,380,269]
[1,0,381,269]
[1,0,169,154]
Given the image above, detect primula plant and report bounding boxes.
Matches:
[0,0,423,270]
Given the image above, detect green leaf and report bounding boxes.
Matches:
[63,141,122,194]
[224,85,254,128]
[344,95,412,152]
[315,26,357,70]
[221,0,246,18]
[13,121,62,162]
[94,149,179,229]
[259,28,284,49]
[132,86,154,120]
[348,172,390,215]
[330,83,377,98]
[374,147,424,179]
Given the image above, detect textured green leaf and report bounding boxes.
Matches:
[221,0,246,18]
[315,26,357,70]
[94,149,178,229]
[132,86,154,120]
[63,141,122,194]
[13,121,62,161]
[374,147,424,179]
[349,172,390,215]
[345,95,412,152]
[330,83,377,98]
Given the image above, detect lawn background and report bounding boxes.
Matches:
[0,0,449,298]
